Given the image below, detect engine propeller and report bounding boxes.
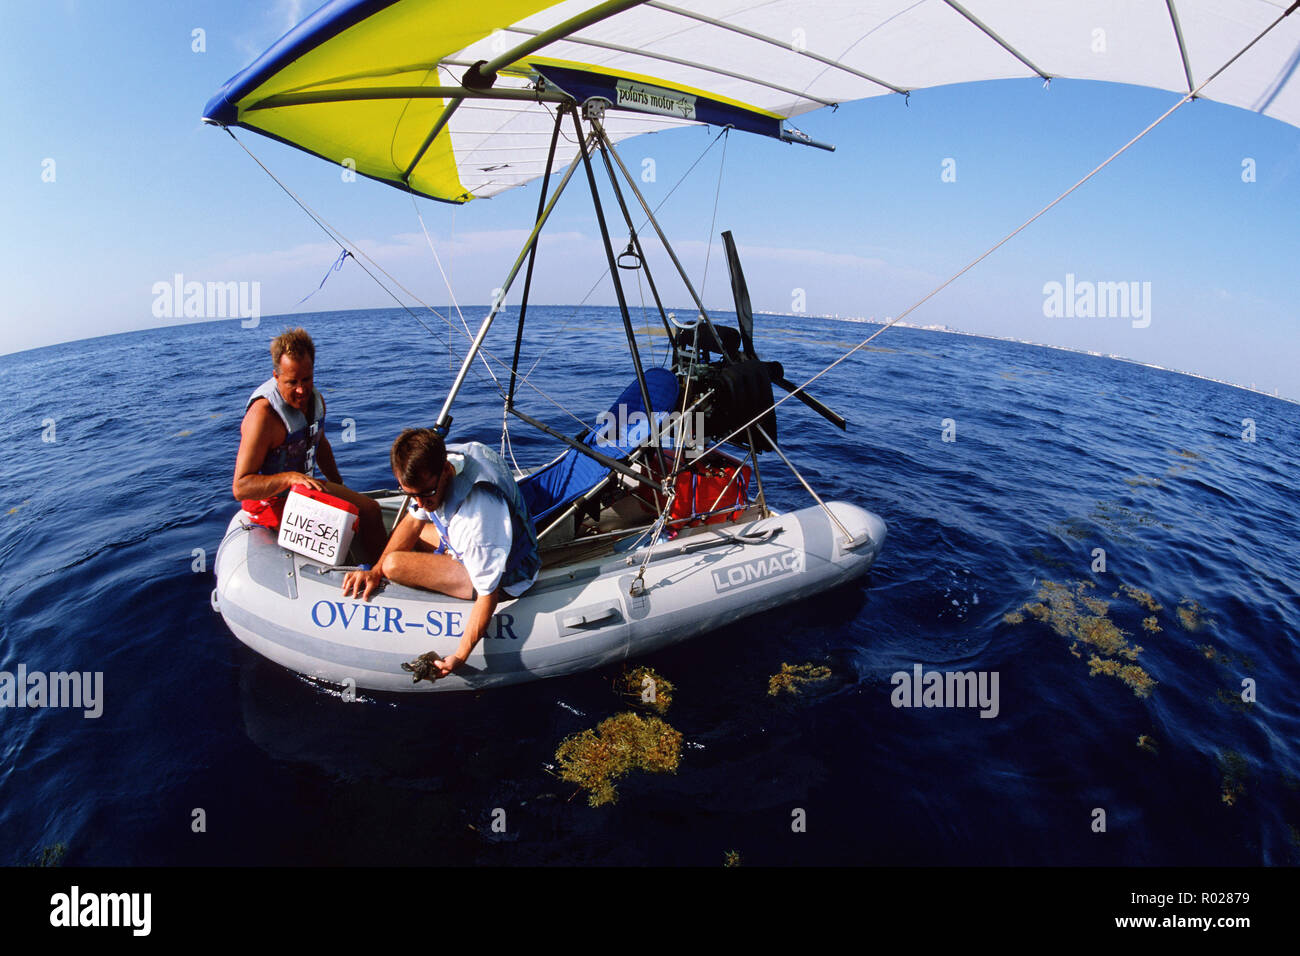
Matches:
[721,231,847,431]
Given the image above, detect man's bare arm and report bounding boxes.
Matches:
[436,588,501,678]
[341,509,421,600]
[315,434,343,485]
[232,401,321,499]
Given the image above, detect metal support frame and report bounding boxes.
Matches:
[748,440,767,514]
[753,423,852,542]
[589,115,677,472]
[466,0,650,87]
[508,406,662,492]
[592,114,772,470]
[539,502,766,561]
[537,473,615,542]
[433,120,585,432]
[404,95,462,181]
[569,104,658,465]
[427,98,828,540]
[778,127,836,152]
[589,115,738,365]
[245,86,572,112]
[526,385,718,541]
[592,123,675,343]
[508,104,567,408]
[536,427,678,542]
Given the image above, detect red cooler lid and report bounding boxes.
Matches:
[288,484,359,516]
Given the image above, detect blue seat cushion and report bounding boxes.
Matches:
[518,368,679,529]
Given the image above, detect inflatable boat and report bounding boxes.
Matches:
[204,5,892,692]
[214,488,885,693]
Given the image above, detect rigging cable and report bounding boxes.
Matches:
[448,205,457,377]
[520,124,734,385]
[698,126,730,303]
[225,128,455,355]
[226,128,605,430]
[407,189,503,392]
[626,317,705,583]
[692,0,1300,463]
[408,191,521,468]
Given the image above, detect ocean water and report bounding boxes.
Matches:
[1,305,1297,866]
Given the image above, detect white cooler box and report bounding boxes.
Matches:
[277,485,358,566]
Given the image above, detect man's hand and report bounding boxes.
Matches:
[411,591,496,680]
[341,566,385,601]
[433,653,462,678]
[287,472,325,492]
[402,650,459,683]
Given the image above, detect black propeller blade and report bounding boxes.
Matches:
[721,230,757,360]
[767,363,848,431]
[721,231,847,432]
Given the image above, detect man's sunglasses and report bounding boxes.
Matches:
[407,470,442,503]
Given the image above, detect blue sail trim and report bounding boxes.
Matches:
[202,0,400,126]
[532,65,783,141]
[519,368,679,530]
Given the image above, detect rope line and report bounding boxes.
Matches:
[226,128,455,352]
[698,126,730,301]
[692,1,1300,462]
[408,189,502,391]
[226,128,605,427]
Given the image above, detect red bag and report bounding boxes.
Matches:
[241,495,286,529]
[669,462,750,527]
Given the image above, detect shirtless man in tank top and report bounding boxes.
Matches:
[232,328,386,564]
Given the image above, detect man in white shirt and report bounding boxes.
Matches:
[342,428,540,681]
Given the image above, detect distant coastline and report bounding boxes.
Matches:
[758,311,1299,407]
[5,306,1295,407]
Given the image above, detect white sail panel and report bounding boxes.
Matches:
[203,0,1300,202]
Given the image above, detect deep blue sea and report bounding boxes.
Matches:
[2,305,1298,866]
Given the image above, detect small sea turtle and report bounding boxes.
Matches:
[402,652,444,684]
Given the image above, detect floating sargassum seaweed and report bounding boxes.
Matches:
[621,665,673,715]
[555,712,682,807]
[768,662,832,696]
[1005,579,1156,698]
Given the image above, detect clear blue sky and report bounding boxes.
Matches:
[3,1,1298,396]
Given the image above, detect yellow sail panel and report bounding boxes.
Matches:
[235,0,559,106]
[206,0,1300,203]
[210,0,566,201]
[242,70,473,200]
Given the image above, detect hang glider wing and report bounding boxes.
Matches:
[203,0,1300,203]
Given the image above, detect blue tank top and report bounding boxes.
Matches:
[246,377,325,476]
